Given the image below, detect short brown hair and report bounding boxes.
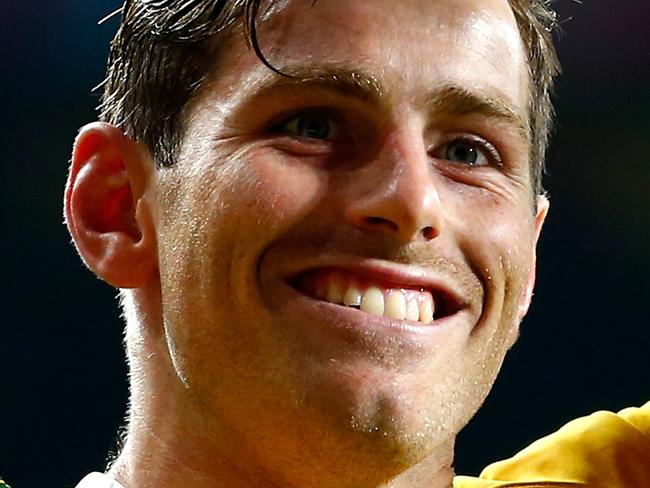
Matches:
[99,0,560,194]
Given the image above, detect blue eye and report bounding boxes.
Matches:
[441,138,499,166]
[444,140,481,165]
[283,113,335,140]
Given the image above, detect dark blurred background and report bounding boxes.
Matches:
[1,1,648,487]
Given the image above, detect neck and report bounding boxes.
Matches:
[108,383,456,488]
[109,437,455,488]
[109,400,453,488]
[112,292,456,488]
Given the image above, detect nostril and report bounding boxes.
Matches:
[365,216,399,233]
[422,226,437,240]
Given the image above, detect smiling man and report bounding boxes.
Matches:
[62,0,635,487]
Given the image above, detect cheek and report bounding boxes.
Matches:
[153,155,336,407]
[449,194,537,389]
[161,150,327,254]
[241,152,329,233]
[155,150,328,323]
[451,188,536,315]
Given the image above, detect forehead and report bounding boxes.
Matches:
[218,0,529,112]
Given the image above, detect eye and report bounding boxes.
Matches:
[280,111,338,140]
[437,137,501,167]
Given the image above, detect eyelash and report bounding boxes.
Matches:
[270,108,341,138]
[436,135,503,167]
[268,109,503,166]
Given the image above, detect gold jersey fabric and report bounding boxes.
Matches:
[454,401,650,488]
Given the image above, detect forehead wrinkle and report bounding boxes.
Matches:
[425,84,530,143]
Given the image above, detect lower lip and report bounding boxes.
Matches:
[280,283,471,354]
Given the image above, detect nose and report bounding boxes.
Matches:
[344,131,444,244]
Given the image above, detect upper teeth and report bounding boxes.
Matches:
[313,273,436,324]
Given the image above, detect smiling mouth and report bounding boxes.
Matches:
[289,268,461,325]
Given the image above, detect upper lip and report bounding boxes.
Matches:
[286,258,469,312]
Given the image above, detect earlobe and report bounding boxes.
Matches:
[518,194,550,318]
[64,122,157,288]
[533,194,550,242]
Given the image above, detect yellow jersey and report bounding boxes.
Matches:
[454,401,650,487]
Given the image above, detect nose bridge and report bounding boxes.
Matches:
[345,128,443,243]
[385,131,433,203]
[387,130,443,231]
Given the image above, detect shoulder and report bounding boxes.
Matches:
[75,473,126,488]
[454,400,650,488]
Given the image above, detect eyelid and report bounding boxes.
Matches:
[436,134,503,166]
[269,107,341,137]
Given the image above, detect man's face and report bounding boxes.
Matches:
[150,0,544,482]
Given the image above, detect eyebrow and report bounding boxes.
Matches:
[424,85,530,141]
[260,65,385,106]
[248,65,529,140]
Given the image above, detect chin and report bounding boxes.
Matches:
[295,360,483,468]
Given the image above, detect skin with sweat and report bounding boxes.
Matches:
[71,0,548,487]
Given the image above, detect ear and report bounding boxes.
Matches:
[518,194,549,318]
[64,122,157,288]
